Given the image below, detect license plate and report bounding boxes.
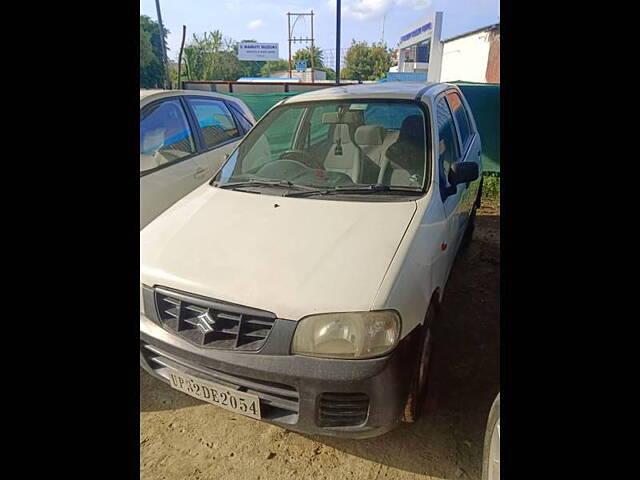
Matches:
[168,371,261,419]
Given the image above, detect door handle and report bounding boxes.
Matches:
[194,167,209,179]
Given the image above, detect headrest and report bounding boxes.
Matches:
[354,125,384,146]
[141,128,165,154]
[398,115,424,145]
[322,111,363,124]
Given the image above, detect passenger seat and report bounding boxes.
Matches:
[354,125,385,184]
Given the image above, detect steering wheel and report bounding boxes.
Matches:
[278,150,323,170]
[277,149,306,161]
[255,158,310,179]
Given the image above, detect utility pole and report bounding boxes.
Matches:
[287,13,292,78]
[335,0,341,85]
[177,25,186,89]
[310,11,315,83]
[155,0,170,89]
[287,12,316,83]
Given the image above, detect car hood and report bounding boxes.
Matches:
[141,186,417,320]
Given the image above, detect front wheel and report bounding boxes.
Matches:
[482,393,500,480]
[403,302,436,423]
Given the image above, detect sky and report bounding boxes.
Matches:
[140,0,500,63]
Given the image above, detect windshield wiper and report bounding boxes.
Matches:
[215,179,325,196]
[216,179,295,189]
[284,184,423,198]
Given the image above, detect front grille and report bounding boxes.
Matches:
[154,287,276,351]
[141,341,299,424]
[318,392,370,427]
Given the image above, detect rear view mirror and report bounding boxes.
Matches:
[449,161,479,186]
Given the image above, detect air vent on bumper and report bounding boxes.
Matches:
[318,392,370,427]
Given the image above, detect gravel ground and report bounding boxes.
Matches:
[140,202,500,480]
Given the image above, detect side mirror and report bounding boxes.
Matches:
[449,161,479,186]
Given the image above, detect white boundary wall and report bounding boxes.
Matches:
[440,30,493,83]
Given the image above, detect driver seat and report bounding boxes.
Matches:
[324,124,361,182]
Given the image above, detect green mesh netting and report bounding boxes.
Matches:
[226,92,300,120]
[453,83,500,173]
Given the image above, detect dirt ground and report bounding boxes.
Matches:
[140,202,500,480]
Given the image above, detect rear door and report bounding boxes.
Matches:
[140,97,201,229]
[184,96,246,181]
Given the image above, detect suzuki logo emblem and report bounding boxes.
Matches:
[185,311,216,334]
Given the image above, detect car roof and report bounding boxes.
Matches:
[140,89,166,99]
[139,89,239,102]
[282,82,453,105]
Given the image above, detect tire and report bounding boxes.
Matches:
[460,204,477,251]
[461,181,482,251]
[476,177,484,208]
[403,301,436,423]
[482,393,500,480]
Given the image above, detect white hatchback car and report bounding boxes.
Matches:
[140,90,256,229]
[140,82,483,438]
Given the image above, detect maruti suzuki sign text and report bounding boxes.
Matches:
[238,43,279,61]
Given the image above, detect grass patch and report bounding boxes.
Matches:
[481,172,500,203]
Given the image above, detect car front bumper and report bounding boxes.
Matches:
[140,313,420,438]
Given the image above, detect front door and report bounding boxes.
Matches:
[445,90,479,239]
[435,95,464,280]
[139,98,201,229]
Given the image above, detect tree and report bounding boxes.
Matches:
[140,15,170,88]
[183,31,247,81]
[292,46,324,68]
[341,40,392,81]
[260,59,290,76]
[140,27,154,68]
[319,67,336,80]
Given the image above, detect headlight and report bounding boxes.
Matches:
[291,311,401,359]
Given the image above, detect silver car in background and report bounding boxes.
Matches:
[140,90,256,229]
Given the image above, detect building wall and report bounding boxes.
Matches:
[440,30,493,83]
[485,30,500,83]
[270,70,326,82]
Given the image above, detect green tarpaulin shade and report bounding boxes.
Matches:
[226,84,500,173]
[226,92,300,120]
[453,82,500,173]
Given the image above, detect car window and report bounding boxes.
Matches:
[364,103,420,131]
[436,97,460,194]
[306,104,334,147]
[219,100,428,193]
[228,103,254,133]
[140,99,195,173]
[233,107,304,173]
[186,98,240,149]
[446,92,472,152]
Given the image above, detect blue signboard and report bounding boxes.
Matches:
[400,22,432,43]
[295,60,307,72]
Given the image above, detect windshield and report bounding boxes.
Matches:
[216,99,430,194]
